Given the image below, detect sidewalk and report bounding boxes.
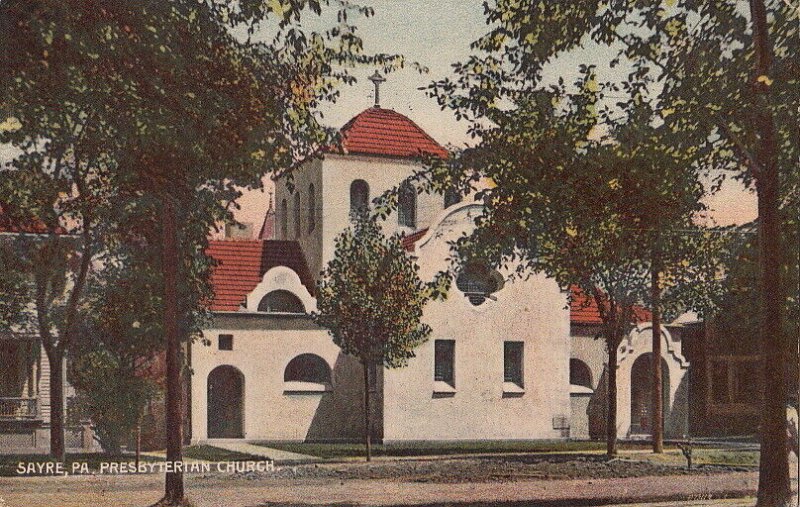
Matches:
[203,441,316,464]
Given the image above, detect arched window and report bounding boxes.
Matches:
[284,354,331,384]
[258,290,305,314]
[455,264,503,306]
[444,186,461,208]
[569,359,593,388]
[398,181,416,228]
[293,192,301,239]
[350,180,369,217]
[308,183,316,233]
[280,199,288,239]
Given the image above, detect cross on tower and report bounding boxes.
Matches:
[368,70,386,108]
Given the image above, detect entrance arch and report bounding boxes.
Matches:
[207,365,245,438]
[630,353,670,435]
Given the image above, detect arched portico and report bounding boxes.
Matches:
[616,325,689,439]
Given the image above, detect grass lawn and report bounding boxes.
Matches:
[259,440,665,459]
[181,445,264,462]
[635,448,759,468]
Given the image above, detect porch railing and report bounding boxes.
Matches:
[0,397,39,420]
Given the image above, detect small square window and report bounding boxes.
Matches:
[219,334,233,351]
[504,341,524,387]
[434,340,455,387]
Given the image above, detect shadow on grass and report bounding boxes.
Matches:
[257,489,755,507]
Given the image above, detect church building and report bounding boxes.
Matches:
[187,77,693,445]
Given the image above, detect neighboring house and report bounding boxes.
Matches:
[680,317,761,437]
[189,99,693,444]
[0,210,94,454]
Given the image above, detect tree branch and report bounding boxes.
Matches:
[716,119,763,179]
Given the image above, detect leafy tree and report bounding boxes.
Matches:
[314,213,440,461]
[421,64,702,456]
[429,3,796,498]
[1,0,405,503]
[67,243,166,455]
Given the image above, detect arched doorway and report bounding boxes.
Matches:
[630,353,670,435]
[207,366,244,438]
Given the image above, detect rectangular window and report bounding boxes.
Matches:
[219,334,233,351]
[434,340,455,387]
[710,357,760,406]
[368,362,379,392]
[733,361,759,403]
[504,341,524,387]
[710,360,728,403]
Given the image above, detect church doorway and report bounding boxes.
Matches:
[207,366,245,438]
[630,353,670,435]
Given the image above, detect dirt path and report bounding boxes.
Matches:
[0,469,760,507]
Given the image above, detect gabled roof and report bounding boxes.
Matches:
[330,107,448,160]
[207,240,314,312]
[402,228,429,252]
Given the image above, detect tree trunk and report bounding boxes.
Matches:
[749,1,790,506]
[363,362,372,462]
[161,196,185,505]
[606,334,618,458]
[651,258,664,454]
[47,347,66,462]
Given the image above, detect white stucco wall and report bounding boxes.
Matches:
[191,268,366,443]
[382,203,572,441]
[191,320,366,443]
[319,154,444,266]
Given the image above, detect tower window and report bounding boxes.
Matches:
[398,181,416,228]
[456,264,503,306]
[280,199,288,239]
[294,192,301,239]
[444,186,461,208]
[308,183,316,233]
[350,179,369,217]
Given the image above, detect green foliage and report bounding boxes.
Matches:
[314,213,437,368]
[67,246,165,454]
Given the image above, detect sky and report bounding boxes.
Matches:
[0,1,757,230]
[232,0,757,232]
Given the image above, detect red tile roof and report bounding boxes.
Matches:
[207,240,315,312]
[570,285,652,325]
[402,228,429,251]
[0,203,66,234]
[330,107,448,160]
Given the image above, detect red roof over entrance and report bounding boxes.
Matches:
[207,240,314,312]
